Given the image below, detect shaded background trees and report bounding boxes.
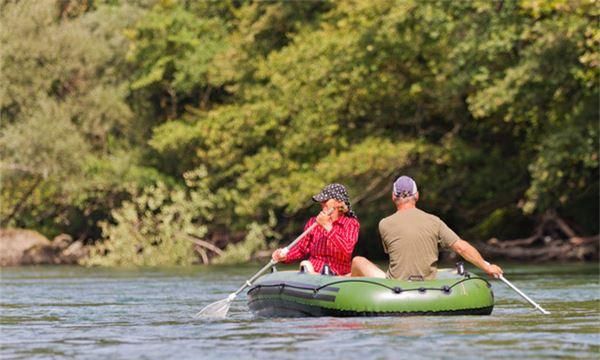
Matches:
[1,0,597,265]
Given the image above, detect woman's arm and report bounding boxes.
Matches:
[280,218,315,263]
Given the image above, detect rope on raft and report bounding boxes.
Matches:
[248,276,491,296]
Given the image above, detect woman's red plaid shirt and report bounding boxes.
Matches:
[283,216,359,275]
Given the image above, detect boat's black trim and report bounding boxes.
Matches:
[250,286,337,302]
[248,285,337,302]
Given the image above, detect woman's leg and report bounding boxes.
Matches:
[299,260,316,274]
[351,256,386,277]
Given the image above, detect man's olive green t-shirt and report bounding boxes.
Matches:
[379,208,460,280]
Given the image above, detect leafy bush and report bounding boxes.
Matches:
[84,169,214,266]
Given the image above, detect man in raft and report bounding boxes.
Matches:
[351,175,503,280]
[272,183,359,275]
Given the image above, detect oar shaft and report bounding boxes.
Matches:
[283,222,320,252]
[233,259,276,296]
[499,275,550,314]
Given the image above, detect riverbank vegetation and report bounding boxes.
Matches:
[1,0,597,265]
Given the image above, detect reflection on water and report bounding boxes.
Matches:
[0,263,598,359]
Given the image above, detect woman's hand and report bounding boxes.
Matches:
[272,248,287,262]
[316,210,333,231]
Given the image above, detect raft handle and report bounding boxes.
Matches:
[321,264,335,276]
[456,261,465,275]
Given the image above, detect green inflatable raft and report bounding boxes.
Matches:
[247,268,494,317]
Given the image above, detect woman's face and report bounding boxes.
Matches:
[320,198,343,213]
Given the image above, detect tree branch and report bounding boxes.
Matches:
[194,245,209,264]
[184,235,224,256]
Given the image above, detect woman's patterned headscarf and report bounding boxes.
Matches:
[311,183,356,218]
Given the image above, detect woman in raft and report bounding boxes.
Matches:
[271,183,359,275]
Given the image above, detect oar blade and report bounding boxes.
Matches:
[195,298,232,318]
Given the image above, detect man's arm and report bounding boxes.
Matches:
[450,239,503,278]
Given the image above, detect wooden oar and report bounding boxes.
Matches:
[195,208,335,318]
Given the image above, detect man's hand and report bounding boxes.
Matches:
[316,210,333,231]
[484,263,503,278]
[272,248,287,262]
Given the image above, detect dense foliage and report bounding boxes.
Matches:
[1,0,597,265]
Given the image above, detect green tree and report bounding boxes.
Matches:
[0,0,159,238]
[149,0,598,256]
[3,0,597,265]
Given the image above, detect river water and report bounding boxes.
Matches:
[1,263,598,359]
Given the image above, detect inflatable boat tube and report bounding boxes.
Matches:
[247,268,494,317]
